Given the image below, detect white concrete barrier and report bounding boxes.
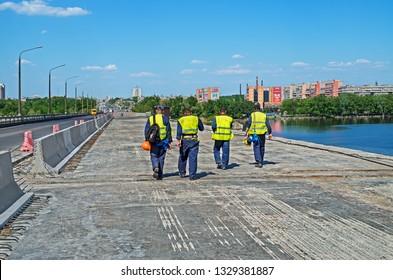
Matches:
[0,151,34,228]
[30,115,113,174]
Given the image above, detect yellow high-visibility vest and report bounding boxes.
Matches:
[178,115,199,135]
[149,114,167,140]
[212,115,234,141]
[248,112,267,135]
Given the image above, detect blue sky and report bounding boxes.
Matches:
[1,0,392,99]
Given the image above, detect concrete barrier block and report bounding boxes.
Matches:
[86,120,97,135]
[54,132,69,160]
[63,129,76,153]
[0,151,23,214]
[79,123,89,140]
[40,135,62,168]
[70,125,84,147]
[29,114,114,174]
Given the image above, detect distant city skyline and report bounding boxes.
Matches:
[1,0,392,99]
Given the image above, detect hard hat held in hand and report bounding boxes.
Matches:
[142,141,151,151]
[243,138,251,146]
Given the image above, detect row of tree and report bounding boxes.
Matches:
[280,94,393,117]
[0,97,97,116]
[132,96,255,122]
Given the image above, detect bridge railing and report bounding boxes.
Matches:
[0,113,88,128]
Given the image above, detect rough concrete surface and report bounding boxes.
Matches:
[9,112,393,260]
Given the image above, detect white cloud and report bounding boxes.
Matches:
[0,0,91,17]
[215,67,251,75]
[291,61,310,68]
[81,64,117,71]
[41,30,48,34]
[327,59,374,68]
[354,58,371,64]
[327,61,352,67]
[373,61,390,68]
[129,71,155,77]
[15,59,33,65]
[232,54,244,59]
[180,69,194,75]
[191,60,209,64]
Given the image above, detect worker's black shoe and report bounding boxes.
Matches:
[255,163,263,168]
[153,167,159,179]
[217,163,222,169]
[179,173,186,178]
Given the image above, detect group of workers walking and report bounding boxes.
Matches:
[144,103,272,181]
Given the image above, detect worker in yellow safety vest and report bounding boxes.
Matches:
[211,107,234,170]
[144,105,172,180]
[176,109,204,180]
[244,103,272,168]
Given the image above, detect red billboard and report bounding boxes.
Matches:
[273,87,282,103]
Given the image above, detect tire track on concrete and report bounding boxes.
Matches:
[246,187,393,259]
[153,189,196,254]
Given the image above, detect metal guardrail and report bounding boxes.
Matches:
[0,113,88,128]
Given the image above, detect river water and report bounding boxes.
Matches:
[270,117,393,156]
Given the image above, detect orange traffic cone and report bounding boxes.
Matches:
[20,131,34,152]
[53,124,60,133]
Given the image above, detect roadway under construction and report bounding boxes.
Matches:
[4,112,393,260]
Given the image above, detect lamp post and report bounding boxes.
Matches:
[18,45,43,115]
[74,82,85,113]
[48,64,66,114]
[64,76,78,114]
[82,90,84,114]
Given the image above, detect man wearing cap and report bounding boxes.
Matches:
[144,105,172,180]
[245,103,272,168]
[211,107,234,170]
[176,109,204,180]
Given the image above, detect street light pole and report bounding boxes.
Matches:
[48,64,66,114]
[18,45,43,115]
[74,82,85,113]
[82,90,84,113]
[64,76,78,114]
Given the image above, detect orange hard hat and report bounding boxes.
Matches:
[142,141,151,151]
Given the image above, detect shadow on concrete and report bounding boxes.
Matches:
[195,171,215,179]
[226,162,240,169]
[248,161,277,166]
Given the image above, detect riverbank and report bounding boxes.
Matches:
[278,114,393,120]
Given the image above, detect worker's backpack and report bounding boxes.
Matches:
[146,115,161,144]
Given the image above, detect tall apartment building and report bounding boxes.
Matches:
[132,87,142,99]
[320,80,343,97]
[283,84,307,100]
[245,76,265,106]
[0,83,5,99]
[196,87,220,102]
[246,85,264,105]
[246,85,283,107]
[338,84,393,95]
[283,80,343,100]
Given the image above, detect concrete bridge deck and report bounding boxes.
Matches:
[8,112,393,260]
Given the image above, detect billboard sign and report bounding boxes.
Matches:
[273,87,282,103]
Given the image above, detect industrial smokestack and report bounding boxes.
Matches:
[239,84,242,95]
[256,76,259,88]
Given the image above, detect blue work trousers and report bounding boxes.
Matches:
[178,140,199,179]
[150,144,167,179]
[253,134,266,164]
[213,140,230,168]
